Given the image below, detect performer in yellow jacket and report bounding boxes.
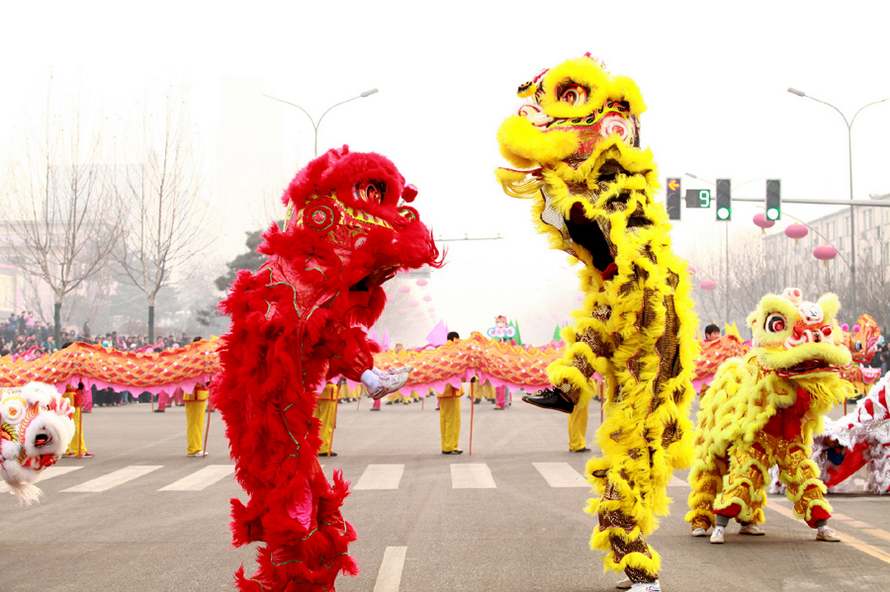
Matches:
[438,331,463,454]
[63,383,92,458]
[185,383,210,457]
[315,382,339,457]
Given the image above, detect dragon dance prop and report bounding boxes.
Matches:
[0,382,75,504]
[374,332,560,391]
[496,54,698,588]
[694,335,749,388]
[0,340,219,393]
[212,147,440,592]
[686,288,853,543]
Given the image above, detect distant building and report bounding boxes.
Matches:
[762,205,890,286]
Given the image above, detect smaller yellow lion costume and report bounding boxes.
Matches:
[686,288,853,537]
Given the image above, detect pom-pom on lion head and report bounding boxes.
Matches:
[747,288,851,379]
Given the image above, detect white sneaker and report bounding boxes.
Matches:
[615,578,632,589]
[816,525,840,542]
[710,526,725,544]
[691,527,709,537]
[629,581,661,592]
[364,368,409,400]
[739,524,765,536]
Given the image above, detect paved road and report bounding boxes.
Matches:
[1,398,888,591]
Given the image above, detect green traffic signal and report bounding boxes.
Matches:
[766,207,781,221]
[717,206,732,220]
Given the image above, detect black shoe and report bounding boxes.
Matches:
[452,449,463,455]
[317,451,338,457]
[570,447,591,453]
[522,387,575,414]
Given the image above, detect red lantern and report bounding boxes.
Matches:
[813,244,838,264]
[700,279,718,291]
[784,223,809,240]
[753,213,775,231]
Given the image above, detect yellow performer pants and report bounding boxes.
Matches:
[314,399,337,454]
[185,400,208,455]
[713,432,830,528]
[438,384,461,452]
[568,389,592,451]
[66,407,87,456]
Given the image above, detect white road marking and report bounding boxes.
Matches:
[0,465,84,493]
[61,465,162,493]
[158,465,234,491]
[450,463,496,489]
[373,546,407,592]
[354,464,404,490]
[669,476,689,488]
[532,462,588,488]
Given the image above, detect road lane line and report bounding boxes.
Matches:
[450,463,496,489]
[354,464,404,490]
[769,500,890,565]
[373,546,407,592]
[158,465,234,491]
[668,476,689,488]
[532,462,587,488]
[0,465,84,493]
[61,465,162,493]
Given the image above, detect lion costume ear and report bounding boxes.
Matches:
[817,292,841,322]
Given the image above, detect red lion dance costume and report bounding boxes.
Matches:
[213,147,441,591]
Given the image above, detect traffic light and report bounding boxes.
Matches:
[766,179,781,221]
[715,178,731,221]
[666,177,681,220]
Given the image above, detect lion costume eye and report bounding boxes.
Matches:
[1,398,26,424]
[765,313,787,333]
[356,181,385,204]
[557,83,588,106]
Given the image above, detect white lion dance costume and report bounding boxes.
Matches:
[814,372,890,494]
[496,54,699,592]
[0,382,75,504]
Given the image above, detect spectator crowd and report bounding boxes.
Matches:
[1,311,199,357]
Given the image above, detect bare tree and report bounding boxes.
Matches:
[114,101,207,342]
[2,101,125,343]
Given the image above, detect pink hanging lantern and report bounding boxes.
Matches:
[423,295,433,302]
[398,285,411,294]
[416,278,429,287]
[813,244,838,264]
[700,279,717,291]
[753,213,775,231]
[784,223,809,240]
[409,299,420,307]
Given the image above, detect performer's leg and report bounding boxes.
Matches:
[686,460,723,535]
[568,389,591,452]
[776,440,837,540]
[313,400,336,455]
[450,396,462,451]
[711,442,770,543]
[439,397,452,452]
[185,400,207,455]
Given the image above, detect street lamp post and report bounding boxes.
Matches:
[786,88,889,315]
[264,88,379,156]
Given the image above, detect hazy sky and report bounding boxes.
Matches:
[2,1,888,344]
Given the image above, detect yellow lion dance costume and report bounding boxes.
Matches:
[686,288,853,545]
[496,54,698,591]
